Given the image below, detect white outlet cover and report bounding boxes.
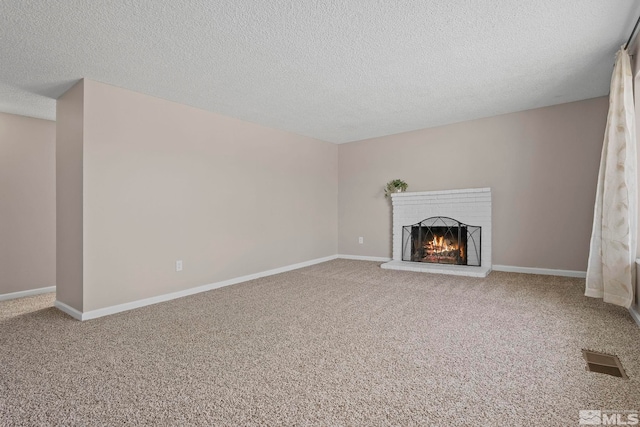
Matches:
[176,260,183,272]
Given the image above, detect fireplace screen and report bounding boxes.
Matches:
[402,217,481,266]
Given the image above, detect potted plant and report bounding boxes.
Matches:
[384,179,408,197]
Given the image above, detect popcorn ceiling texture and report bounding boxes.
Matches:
[0,1,639,142]
[1,260,639,425]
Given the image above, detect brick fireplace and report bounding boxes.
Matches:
[381,188,492,277]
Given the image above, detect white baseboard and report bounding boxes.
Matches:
[492,265,586,278]
[335,258,586,277]
[336,259,586,278]
[48,256,596,321]
[0,286,55,302]
[55,255,339,321]
[629,305,640,328]
[54,300,83,320]
[338,254,392,262]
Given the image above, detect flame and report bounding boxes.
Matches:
[429,235,454,253]
[424,234,462,259]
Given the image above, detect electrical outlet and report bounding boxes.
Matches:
[176,260,183,272]
[358,237,364,244]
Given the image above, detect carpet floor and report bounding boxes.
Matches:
[1,259,639,426]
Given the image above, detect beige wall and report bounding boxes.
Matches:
[0,75,622,310]
[75,80,337,311]
[338,97,608,272]
[56,81,84,311]
[0,112,55,295]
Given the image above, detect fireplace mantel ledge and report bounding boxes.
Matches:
[390,187,491,198]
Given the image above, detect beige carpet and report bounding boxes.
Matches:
[1,259,639,426]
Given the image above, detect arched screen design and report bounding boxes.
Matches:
[402,217,481,266]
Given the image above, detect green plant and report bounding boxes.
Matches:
[384,179,408,198]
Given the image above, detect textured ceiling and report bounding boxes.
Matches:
[1,1,639,143]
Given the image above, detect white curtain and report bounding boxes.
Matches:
[586,47,637,308]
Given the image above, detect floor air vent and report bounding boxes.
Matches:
[582,350,628,379]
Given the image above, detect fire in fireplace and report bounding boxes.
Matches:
[419,225,467,264]
[402,217,481,266]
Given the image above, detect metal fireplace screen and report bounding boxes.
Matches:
[402,217,481,266]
